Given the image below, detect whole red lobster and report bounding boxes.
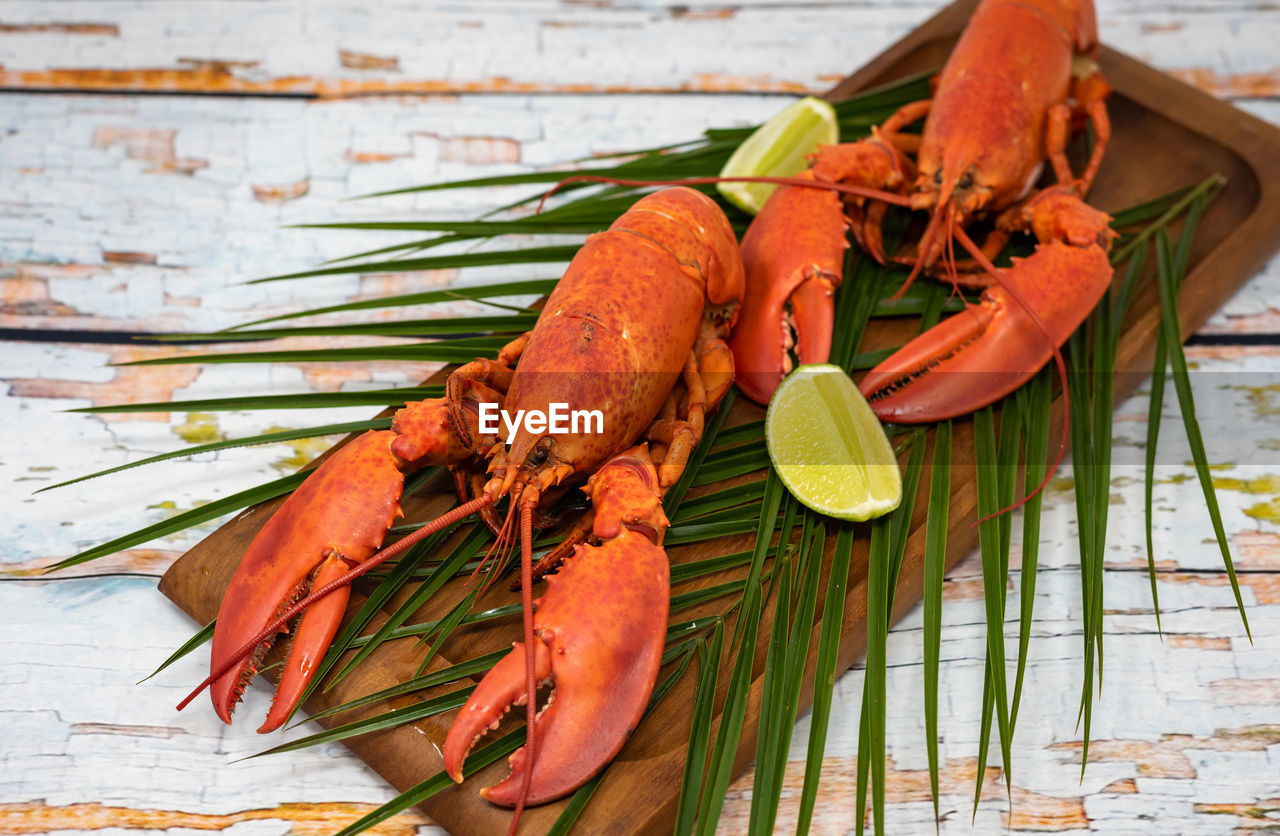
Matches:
[730,0,1115,422]
[189,187,743,820]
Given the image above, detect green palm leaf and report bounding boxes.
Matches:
[53,471,306,570]
[1010,371,1051,735]
[796,523,855,833]
[232,279,555,329]
[1155,228,1251,637]
[970,405,1016,812]
[674,621,725,836]
[921,419,952,828]
[751,518,824,833]
[39,419,391,492]
[154,315,537,342]
[252,245,577,284]
[858,430,926,835]
[690,473,783,835]
[120,339,510,367]
[332,730,524,836]
[139,619,215,683]
[72,387,440,413]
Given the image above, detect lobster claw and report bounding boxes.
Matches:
[207,394,497,732]
[729,173,848,404]
[730,139,907,405]
[209,430,407,732]
[860,240,1113,423]
[442,527,669,805]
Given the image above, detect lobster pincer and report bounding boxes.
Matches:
[209,431,400,732]
[208,381,504,732]
[730,136,908,403]
[443,448,671,805]
[859,188,1116,423]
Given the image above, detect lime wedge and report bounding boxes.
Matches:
[765,364,902,521]
[717,96,839,216]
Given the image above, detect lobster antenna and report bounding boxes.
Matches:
[951,224,1071,525]
[177,494,494,712]
[949,207,962,288]
[939,203,960,294]
[534,173,912,214]
[507,494,540,836]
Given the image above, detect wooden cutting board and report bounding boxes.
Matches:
[158,1,1280,833]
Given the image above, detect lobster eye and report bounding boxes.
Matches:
[933,170,943,184]
[958,171,974,189]
[526,446,549,467]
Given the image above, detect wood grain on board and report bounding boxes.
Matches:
[155,1,1280,833]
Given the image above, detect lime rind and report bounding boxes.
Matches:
[717,96,839,216]
[765,364,902,522]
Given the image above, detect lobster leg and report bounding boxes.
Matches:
[646,351,709,488]
[649,288,744,485]
[888,221,1013,287]
[879,99,931,147]
[860,188,1114,422]
[1066,55,1112,192]
[443,447,670,805]
[1046,76,1110,196]
[848,199,892,269]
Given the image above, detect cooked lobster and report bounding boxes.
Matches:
[730,0,1115,421]
[190,187,744,819]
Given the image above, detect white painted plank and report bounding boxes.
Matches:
[0,2,1276,97]
[3,88,1278,335]
[0,91,798,332]
[3,0,1278,335]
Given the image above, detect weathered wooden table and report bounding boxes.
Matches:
[3,2,1278,833]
